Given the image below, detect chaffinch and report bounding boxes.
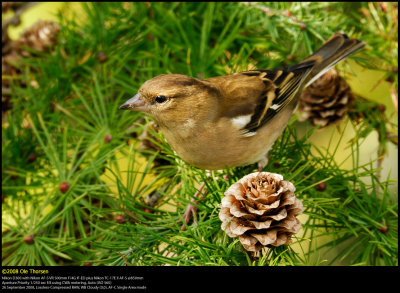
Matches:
[120,33,364,170]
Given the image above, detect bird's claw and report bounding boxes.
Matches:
[180,182,207,231]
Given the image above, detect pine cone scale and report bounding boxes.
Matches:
[249,219,273,229]
[230,218,256,235]
[250,229,278,246]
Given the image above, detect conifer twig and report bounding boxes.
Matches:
[117,251,130,266]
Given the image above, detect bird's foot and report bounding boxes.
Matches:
[180,182,207,231]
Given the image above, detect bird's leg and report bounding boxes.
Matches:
[257,160,267,172]
[257,152,270,172]
[181,182,207,231]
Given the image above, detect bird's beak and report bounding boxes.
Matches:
[119,93,147,111]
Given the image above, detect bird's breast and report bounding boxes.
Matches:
[159,115,285,170]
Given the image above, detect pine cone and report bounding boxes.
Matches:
[15,20,60,56]
[298,69,354,127]
[219,172,304,252]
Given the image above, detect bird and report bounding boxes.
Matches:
[120,33,364,230]
[120,33,364,172]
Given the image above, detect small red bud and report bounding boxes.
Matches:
[379,225,388,233]
[316,182,326,191]
[300,23,307,30]
[104,134,112,143]
[59,182,70,193]
[147,34,154,41]
[97,52,107,63]
[115,214,126,224]
[223,174,229,180]
[24,234,35,244]
[385,76,394,83]
[378,104,386,112]
[83,262,92,266]
[144,208,152,213]
[28,153,37,163]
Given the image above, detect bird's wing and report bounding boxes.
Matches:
[206,62,315,136]
[239,62,315,134]
[216,34,364,136]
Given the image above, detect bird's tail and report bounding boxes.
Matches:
[291,33,365,87]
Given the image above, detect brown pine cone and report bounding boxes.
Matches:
[15,20,60,56]
[298,69,354,128]
[219,172,304,252]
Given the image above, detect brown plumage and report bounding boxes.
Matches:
[120,33,364,170]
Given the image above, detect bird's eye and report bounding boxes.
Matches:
[155,95,168,104]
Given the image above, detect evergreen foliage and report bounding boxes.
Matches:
[2,2,398,266]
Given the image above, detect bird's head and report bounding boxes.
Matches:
[119,74,219,128]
